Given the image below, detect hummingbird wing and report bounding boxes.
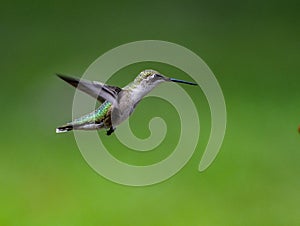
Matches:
[56,74,122,104]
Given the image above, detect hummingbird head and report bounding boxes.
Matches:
[134,69,197,87]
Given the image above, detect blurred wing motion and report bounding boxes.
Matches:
[56,74,122,104]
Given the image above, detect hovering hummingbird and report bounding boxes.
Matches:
[56,69,197,135]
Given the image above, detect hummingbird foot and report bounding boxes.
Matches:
[106,127,115,136]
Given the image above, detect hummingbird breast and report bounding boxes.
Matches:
[110,90,137,126]
[110,85,154,127]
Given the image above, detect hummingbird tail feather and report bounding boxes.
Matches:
[56,125,73,133]
[56,121,106,133]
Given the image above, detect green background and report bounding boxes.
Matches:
[1,0,299,225]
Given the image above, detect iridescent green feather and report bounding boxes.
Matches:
[71,101,112,125]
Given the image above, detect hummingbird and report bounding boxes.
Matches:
[56,69,197,135]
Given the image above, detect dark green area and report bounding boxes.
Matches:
[1,0,299,225]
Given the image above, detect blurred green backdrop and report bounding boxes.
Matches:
[1,0,299,225]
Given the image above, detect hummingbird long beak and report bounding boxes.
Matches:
[169,78,197,86]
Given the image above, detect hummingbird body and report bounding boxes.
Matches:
[56,69,197,135]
